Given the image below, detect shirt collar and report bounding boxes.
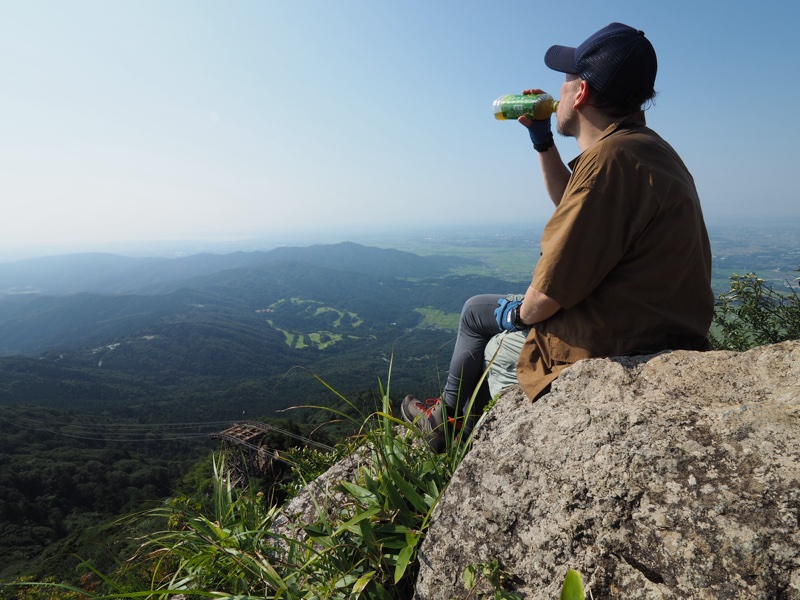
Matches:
[568,111,647,169]
[599,110,647,140]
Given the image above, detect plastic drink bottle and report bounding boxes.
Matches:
[493,93,558,120]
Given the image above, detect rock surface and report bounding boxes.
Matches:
[415,341,800,599]
[271,448,366,549]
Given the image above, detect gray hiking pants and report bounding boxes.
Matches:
[443,293,528,416]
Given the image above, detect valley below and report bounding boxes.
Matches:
[0,221,797,586]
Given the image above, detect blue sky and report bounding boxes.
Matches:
[1,0,798,255]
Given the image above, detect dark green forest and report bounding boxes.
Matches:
[0,407,203,579]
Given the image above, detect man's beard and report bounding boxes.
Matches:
[556,110,577,138]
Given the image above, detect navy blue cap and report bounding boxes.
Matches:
[544,23,657,104]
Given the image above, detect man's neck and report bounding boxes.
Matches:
[575,107,619,152]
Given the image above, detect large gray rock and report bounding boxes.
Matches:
[415,341,800,599]
[271,448,366,550]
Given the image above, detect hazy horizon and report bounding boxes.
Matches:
[2,1,798,255]
[1,215,798,265]
[0,220,547,261]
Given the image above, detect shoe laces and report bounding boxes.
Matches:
[412,397,440,418]
[410,398,465,431]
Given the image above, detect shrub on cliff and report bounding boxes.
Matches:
[711,271,800,351]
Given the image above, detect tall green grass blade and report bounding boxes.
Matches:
[352,570,376,593]
[338,480,379,506]
[394,544,415,584]
[333,506,381,536]
[385,467,430,515]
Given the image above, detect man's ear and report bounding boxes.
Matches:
[574,80,591,108]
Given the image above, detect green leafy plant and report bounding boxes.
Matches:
[461,560,523,599]
[279,442,352,499]
[280,358,477,597]
[711,272,800,351]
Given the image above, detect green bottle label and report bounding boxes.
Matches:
[492,93,555,120]
[502,95,535,119]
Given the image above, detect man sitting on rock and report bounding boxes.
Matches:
[401,23,714,450]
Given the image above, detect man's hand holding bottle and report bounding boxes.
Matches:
[519,88,554,152]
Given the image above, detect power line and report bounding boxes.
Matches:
[0,406,337,449]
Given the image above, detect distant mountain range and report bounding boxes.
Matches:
[0,242,471,296]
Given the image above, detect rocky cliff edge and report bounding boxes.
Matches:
[416,341,800,598]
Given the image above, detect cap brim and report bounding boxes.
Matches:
[544,44,579,74]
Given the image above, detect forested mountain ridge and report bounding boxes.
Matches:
[0,241,473,296]
[0,243,521,420]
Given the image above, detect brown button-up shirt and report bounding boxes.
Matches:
[517,112,714,400]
